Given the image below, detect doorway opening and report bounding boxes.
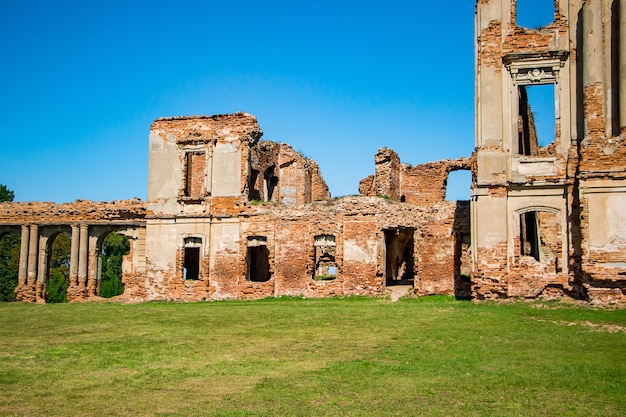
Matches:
[384,228,415,286]
[247,236,270,282]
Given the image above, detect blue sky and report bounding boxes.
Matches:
[0,1,548,203]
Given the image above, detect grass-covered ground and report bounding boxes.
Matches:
[0,296,624,416]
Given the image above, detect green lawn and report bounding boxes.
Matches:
[0,297,624,416]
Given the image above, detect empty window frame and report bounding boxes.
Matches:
[313,235,337,280]
[516,0,554,29]
[518,210,562,271]
[184,151,206,198]
[445,169,472,201]
[518,84,556,156]
[183,237,202,280]
[247,236,270,282]
[520,211,540,261]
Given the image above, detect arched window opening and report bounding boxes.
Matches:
[99,233,130,297]
[520,212,540,261]
[183,237,202,281]
[0,232,20,301]
[516,0,554,29]
[445,170,472,201]
[518,84,556,155]
[46,232,71,303]
[518,210,562,272]
[313,235,337,280]
[247,236,270,282]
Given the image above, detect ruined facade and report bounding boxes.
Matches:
[135,113,471,301]
[0,0,624,304]
[473,0,626,303]
[0,113,470,302]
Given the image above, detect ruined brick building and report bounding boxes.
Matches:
[0,0,624,303]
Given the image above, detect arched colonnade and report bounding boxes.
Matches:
[4,222,144,302]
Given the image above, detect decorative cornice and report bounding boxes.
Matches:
[502,51,569,85]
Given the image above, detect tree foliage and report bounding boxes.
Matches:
[0,184,15,202]
[0,233,20,301]
[46,233,70,303]
[99,233,129,298]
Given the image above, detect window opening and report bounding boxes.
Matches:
[249,168,261,201]
[519,211,562,272]
[445,170,472,201]
[247,236,270,282]
[183,237,202,280]
[518,84,555,156]
[184,151,206,198]
[520,212,540,261]
[384,228,415,286]
[313,235,337,280]
[516,0,554,29]
[264,166,278,202]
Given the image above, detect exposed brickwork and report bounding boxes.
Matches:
[3,1,624,306]
[359,147,471,205]
[249,141,330,205]
[153,113,263,146]
[186,152,206,198]
[474,0,626,304]
[478,20,503,70]
[0,199,146,224]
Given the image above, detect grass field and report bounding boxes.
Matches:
[0,296,624,416]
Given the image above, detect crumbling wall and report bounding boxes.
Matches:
[359,147,471,204]
[109,193,471,302]
[0,199,146,224]
[249,141,330,205]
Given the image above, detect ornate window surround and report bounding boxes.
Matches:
[503,51,569,85]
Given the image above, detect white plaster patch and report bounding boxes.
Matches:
[515,158,556,175]
[344,239,377,264]
[213,223,240,252]
[588,194,626,248]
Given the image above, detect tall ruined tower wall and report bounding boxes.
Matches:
[473,0,626,303]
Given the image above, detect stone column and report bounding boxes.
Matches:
[78,224,88,288]
[69,225,80,286]
[35,233,47,303]
[27,225,38,285]
[18,225,29,286]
